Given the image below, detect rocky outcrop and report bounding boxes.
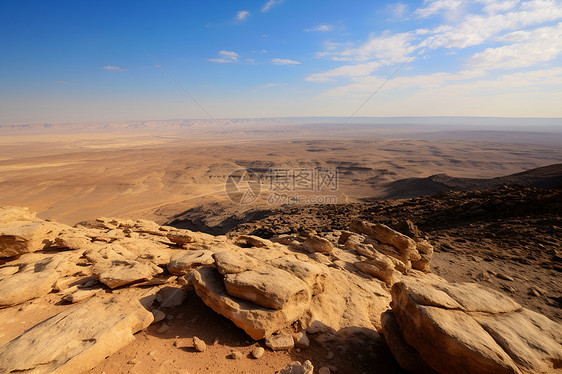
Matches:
[0,252,80,307]
[0,295,153,373]
[383,277,562,374]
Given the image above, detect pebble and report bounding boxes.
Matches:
[251,347,265,359]
[293,331,310,349]
[327,351,334,360]
[229,350,243,359]
[193,337,207,352]
[496,273,514,281]
[319,367,331,374]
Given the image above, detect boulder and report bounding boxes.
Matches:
[389,278,562,374]
[167,250,214,275]
[302,235,334,253]
[190,267,310,340]
[224,267,311,310]
[0,221,62,258]
[93,259,163,288]
[213,250,259,274]
[380,310,438,374]
[234,235,273,248]
[0,295,153,373]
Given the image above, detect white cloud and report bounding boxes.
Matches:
[386,3,410,19]
[236,10,250,21]
[414,0,463,18]
[262,0,283,12]
[469,22,562,70]
[271,58,302,65]
[265,83,289,87]
[305,62,383,82]
[305,24,334,32]
[324,31,417,62]
[103,65,127,72]
[209,50,239,63]
[419,0,562,49]
[480,0,520,14]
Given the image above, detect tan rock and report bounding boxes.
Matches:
[213,250,259,274]
[412,239,433,272]
[167,250,214,275]
[351,220,420,264]
[224,267,311,310]
[302,235,334,253]
[190,267,310,340]
[0,220,62,258]
[266,333,295,351]
[193,336,207,352]
[266,258,327,295]
[234,235,273,248]
[354,259,399,286]
[391,279,521,374]
[0,295,153,374]
[93,259,163,288]
[62,288,101,303]
[0,252,78,307]
[473,308,562,374]
[276,360,314,374]
[380,310,439,374]
[0,206,39,223]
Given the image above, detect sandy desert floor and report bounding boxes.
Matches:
[1,129,561,226]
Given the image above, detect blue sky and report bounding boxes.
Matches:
[1,0,561,123]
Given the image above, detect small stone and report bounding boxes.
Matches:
[251,347,265,359]
[327,351,334,360]
[127,359,139,365]
[157,324,170,334]
[193,336,206,352]
[496,273,514,281]
[229,350,243,359]
[293,331,310,349]
[328,366,338,372]
[173,339,179,347]
[266,333,295,351]
[319,367,331,374]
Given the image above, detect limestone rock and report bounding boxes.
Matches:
[266,333,295,351]
[293,331,310,349]
[0,252,78,307]
[62,288,101,303]
[93,259,163,288]
[190,267,310,340]
[0,220,62,258]
[167,229,214,246]
[276,360,314,374]
[193,336,207,352]
[0,295,153,374]
[266,258,327,295]
[0,206,39,223]
[156,286,188,308]
[234,235,273,248]
[213,250,259,274]
[388,278,562,374]
[350,220,420,264]
[252,346,265,359]
[224,267,311,310]
[412,239,433,273]
[380,310,438,374]
[167,250,214,275]
[302,235,334,253]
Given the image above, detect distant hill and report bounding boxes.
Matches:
[381,163,562,199]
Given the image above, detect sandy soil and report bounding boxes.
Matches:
[1,130,560,226]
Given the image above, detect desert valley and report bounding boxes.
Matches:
[0,119,561,374]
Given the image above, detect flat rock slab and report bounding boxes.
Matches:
[0,252,79,307]
[224,267,310,310]
[167,250,214,275]
[93,259,163,288]
[0,295,153,374]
